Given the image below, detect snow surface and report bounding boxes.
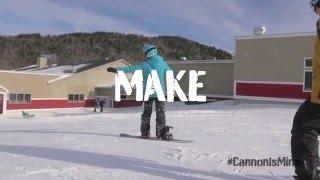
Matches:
[0,101,298,180]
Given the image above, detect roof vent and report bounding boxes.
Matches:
[180,57,187,61]
[253,26,266,36]
[37,57,48,69]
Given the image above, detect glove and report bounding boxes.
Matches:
[107,67,117,73]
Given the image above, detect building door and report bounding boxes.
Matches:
[0,94,3,114]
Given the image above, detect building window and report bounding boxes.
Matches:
[80,94,84,101]
[304,57,313,92]
[74,94,79,102]
[304,70,313,92]
[25,94,31,103]
[9,94,16,103]
[120,87,127,99]
[9,94,31,104]
[17,94,24,102]
[68,94,74,101]
[305,58,313,68]
[68,94,84,103]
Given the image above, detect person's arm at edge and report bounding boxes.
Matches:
[117,62,146,73]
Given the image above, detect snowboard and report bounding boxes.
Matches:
[119,133,193,143]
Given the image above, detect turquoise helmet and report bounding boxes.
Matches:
[143,44,157,58]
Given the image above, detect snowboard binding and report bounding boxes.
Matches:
[141,131,150,139]
[295,155,320,180]
[156,125,173,141]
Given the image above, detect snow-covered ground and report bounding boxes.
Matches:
[0,101,298,180]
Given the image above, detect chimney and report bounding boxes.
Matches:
[253,26,266,36]
[37,56,48,69]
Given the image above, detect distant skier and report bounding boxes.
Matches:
[94,98,100,112]
[99,98,106,112]
[291,1,320,179]
[107,44,172,140]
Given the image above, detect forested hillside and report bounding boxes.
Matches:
[0,32,232,70]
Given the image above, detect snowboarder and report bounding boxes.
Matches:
[22,111,35,118]
[107,44,172,140]
[99,98,106,112]
[291,1,320,179]
[94,98,100,112]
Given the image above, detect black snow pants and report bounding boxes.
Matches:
[140,98,166,137]
[291,98,320,179]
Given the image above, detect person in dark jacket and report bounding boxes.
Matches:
[291,1,320,179]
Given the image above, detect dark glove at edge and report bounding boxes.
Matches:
[107,67,117,73]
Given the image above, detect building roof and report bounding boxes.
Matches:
[168,59,234,64]
[0,70,65,77]
[14,63,91,76]
[235,32,316,40]
[0,59,129,85]
[47,59,130,85]
[0,86,9,93]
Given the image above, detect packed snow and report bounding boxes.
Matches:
[0,101,298,180]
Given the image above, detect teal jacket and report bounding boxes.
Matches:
[117,55,171,98]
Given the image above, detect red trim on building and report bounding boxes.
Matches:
[236,82,310,99]
[7,99,95,110]
[113,100,143,108]
[6,99,142,110]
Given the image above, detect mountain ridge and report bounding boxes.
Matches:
[0,32,232,70]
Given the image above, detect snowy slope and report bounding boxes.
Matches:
[0,101,297,180]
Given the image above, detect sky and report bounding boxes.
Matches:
[0,0,318,52]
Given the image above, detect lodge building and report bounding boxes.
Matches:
[0,31,317,114]
[234,32,315,102]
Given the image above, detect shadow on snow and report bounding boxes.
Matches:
[0,144,290,180]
